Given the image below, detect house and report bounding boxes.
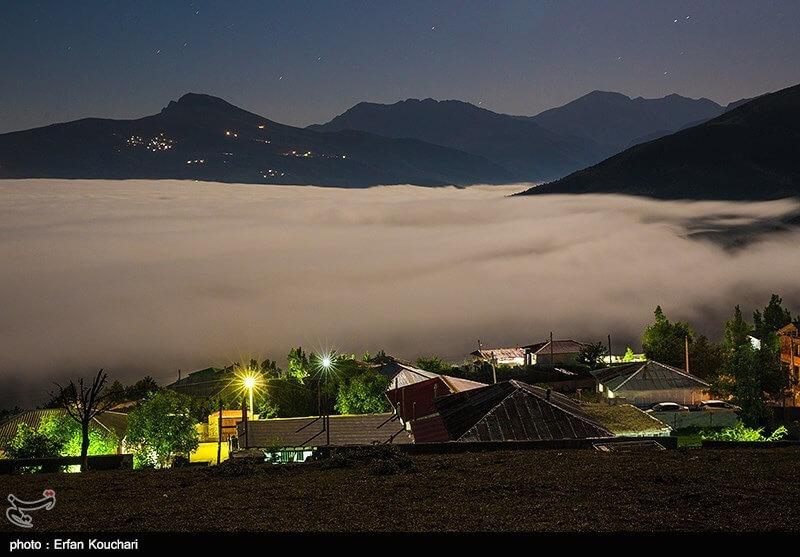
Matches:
[238,413,411,461]
[386,374,487,424]
[190,409,258,465]
[581,404,672,438]
[524,339,588,367]
[591,360,709,407]
[471,347,526,367]
[367,356,441,391]
[778,322,800,406]
[166,366,235,399]
[0,409,128,457]
[411,380,614,443]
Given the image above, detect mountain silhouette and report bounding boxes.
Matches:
[309,98,612,181]
[0,93,514,187]
[527,90,725,150]
[518,83,800,200]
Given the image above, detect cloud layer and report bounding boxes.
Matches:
[1,179,799,406]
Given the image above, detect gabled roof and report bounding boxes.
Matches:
[778,322,800,334]
[241,413,411,448]
[412,380,613,443]
[470,348,526,361]
[167,366,234,398]
[0,409,128,446]
[387,375,487,422]
[524,340,588,355]
[581,404,672,436]
[368,357,440,390]
[591,360,709,392]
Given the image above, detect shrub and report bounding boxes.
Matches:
[700,422,788,442]
[322,445,412,475]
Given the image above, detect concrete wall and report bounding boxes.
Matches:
[650,410,738,430]
[190,441,230,465]
[610,388,707,407]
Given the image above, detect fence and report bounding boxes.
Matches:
[0,454,133,474]
[313,436,678,458]
[650,410,738,430]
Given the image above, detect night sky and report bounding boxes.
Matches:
[1,0,798,134]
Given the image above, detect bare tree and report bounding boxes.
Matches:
[55,369,117,472]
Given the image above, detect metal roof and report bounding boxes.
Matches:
[368,357,441,390]
[412,380,613,443]
[0,409,128,445]
[471,348,526,361]
[387,375,487,422]
[240,413,412,448]
[526,340,588,355]
[166,367,234,398]
[591,360,710,392]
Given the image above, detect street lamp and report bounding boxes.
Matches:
[317,353,335,446]
[243,374,256,418]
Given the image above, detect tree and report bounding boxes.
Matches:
[720,344,768,426]
[753,294,793,337]
[335,370,391,414]
[1,423,63,459]
[37,414,118,457]
[0,406,22,422]
[124,376,159,402]
[642,306,693,367]
[415,356,451,374]
[287,347,311,383]
[688,335,725,379]
[622,347,636,362]
[724,305,753,351]
[1,413,117,460]
[126,389,199,469]
[577,342,608,369]
[55,369,118,472]
[104,380,127,405]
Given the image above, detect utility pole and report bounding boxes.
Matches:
[217,405,222,465]
[685,335,690,373]
[550,331,554,368]
[607,334,612,365]
[241,396,249,450]
[325,374,330,447]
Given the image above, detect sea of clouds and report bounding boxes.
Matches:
[1,179,799,406]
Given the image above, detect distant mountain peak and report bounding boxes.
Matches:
[162,93,240,114]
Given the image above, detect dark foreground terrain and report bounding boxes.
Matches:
[2,448,799,532]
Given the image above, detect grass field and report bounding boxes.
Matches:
[2,448,799,532]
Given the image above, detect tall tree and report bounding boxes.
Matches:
[54,369,117,472]
[577,342,608,369]
[416,356,452,374]
[724,305,753,351]
[688,335,726,379]
[287,347,311,383]
[753,294,793,337]
[126,389,199,468]
[642,306,693,367]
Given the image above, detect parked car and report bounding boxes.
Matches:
[646,402,690,413]
[698,400,740,411]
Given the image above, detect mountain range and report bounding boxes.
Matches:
[518,83,800,200]
[0,93,512,188]
[309,92,726,180]
[1,86,796,199]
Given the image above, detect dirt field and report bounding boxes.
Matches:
[2,448,799,532]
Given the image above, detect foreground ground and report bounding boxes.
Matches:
[1,448,799,532]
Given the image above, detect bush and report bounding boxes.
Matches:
[208,456,266,477]
[322,445,412,475]
[700,422,788,442]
